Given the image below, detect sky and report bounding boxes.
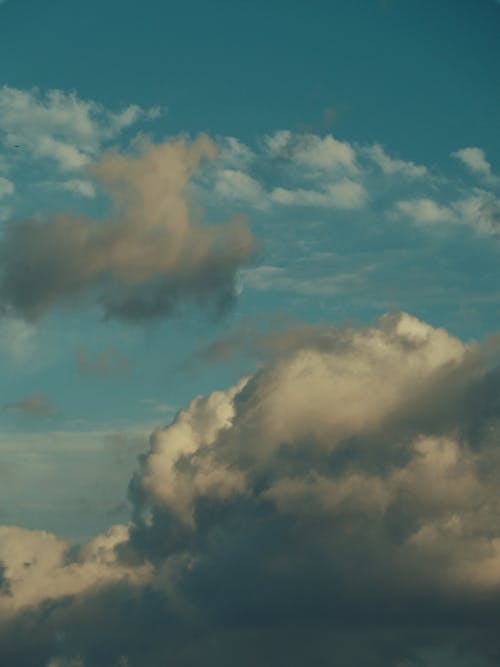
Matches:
[1,0,500,665]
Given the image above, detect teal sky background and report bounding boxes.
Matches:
[1,0,500,538]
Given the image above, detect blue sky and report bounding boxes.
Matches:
[1,2,500,666]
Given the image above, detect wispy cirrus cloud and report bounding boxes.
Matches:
[270,178,368,209]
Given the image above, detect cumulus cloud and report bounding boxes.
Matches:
[192,129,499,239]
[264,130,358,173]
[396,190,500,235]
[0,524,149,617]
[207,130,435,217]
[216,136,255,169]
[0,135,256,322]
[2,313,500,665]
[270,178,368,209]
[452,146,497,184]
[214,169,267,208]
[364,143,428,179]
[395,198,456,224]
[0,86,160,172]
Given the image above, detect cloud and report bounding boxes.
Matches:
[2,313,500,665]
[395,190,500,235]
[4,392,53,416]
[451,147,497,184]
[364,143,428,179]
[0,176,14,199]
[453,189,500,235]
[270,178,368,209]
[216,136,255,169]
[395,198,456,224]
[264,130,358,173]
[0,317,37,363]
[0,524,149,617]
[0,86,161,172]
[214,169,267,208]
[0,135,257,322]
[75,348,134,377]
[2,314,500,664]
[60,180,96,198]
[239,264,367,295]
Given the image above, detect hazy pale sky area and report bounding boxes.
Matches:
[1,1,500,665]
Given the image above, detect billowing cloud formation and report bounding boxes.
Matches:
[0,525,149,618]
[0,136,256,322]
[2,313,500,665]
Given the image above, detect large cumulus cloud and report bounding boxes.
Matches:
[0,135,256,322]
[2,313,500,666]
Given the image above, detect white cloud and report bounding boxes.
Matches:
[364,143,428,179]
[395,190,500,235]
[451,146,497,183]
[214,168,267,208]
[0,86,161,172]
[0,524,150,617]
[395,198,456,224]
[40,178,97,198]
[270,178,367,209]
[265,130,358,173]
[452,189,500,235]
[216,136,255,168]
[60,179,96,198]
[239,264,366,295]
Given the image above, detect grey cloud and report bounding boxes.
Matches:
[0,135,257,322]
[4,392,53,416]
[75,348,134,377]
[2,314,500,665]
